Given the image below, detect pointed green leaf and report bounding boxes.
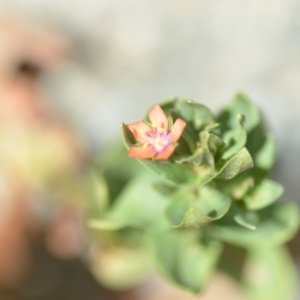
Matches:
[234,213,258,230]
[175,99,215,131]
[176,148,205,166]
[254,133,275,171]
[88,173,167,230]
[179,208,212,228]
[166,186,232,228]
[217,147,254,180]
[177,147,253,187]
[208,203,300,247]
[229,177,255,200]
[176,132,225,168]
[244,179,283,210]
[195,166,217,186]
[232,204,259,230]
[222,114,247,160]
[147,229,222,293]
[121,122,136,148]
[204,123,220,132]
[152,181,178,196]
[140,160,198,185]
[217,92,261,133]
[206,132,226,156]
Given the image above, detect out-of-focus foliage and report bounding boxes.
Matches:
[88,93,299,299]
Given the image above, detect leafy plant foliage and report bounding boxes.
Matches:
[88,93,299,299]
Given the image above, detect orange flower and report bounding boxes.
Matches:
[128,105,186,160]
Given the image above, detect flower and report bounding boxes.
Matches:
[127,104,186,160]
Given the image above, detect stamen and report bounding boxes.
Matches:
[145,121,172,153]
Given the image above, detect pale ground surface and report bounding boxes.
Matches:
[0,1,300,299]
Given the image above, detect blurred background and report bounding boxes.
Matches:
[0,0,300,299]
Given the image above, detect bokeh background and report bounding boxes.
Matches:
[0,0,300,299]
[3,0,300,199]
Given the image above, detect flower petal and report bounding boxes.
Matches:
[155,146,176,160]
[128,146,155,159]
[170,118,186,142]
[149,105,168,131]
[128,121,152,143]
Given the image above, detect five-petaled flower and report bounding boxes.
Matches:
[127,104,186,160]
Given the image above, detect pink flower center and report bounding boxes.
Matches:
[147,127,171,152]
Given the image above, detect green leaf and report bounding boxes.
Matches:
[244,179,284,210]
[222,114,247,160]
[232,204,259,230]
[207,202,300,247]
[97,143,142,203]
[199,131,225,168]
[147,229,222,293]
[196,169,218,187]
[206,132,226,156]
[254,133,275,171]
[217,147,254,180]
[121,122,136,148]
[228,177,255,200]
[217,92,261,133]
[152,181,178,196]
[243,247,297,300]
[88,173,167,230]
[178,208,212,228]
[139,160,199,185]
[204,123,220,133]
[166,186,232,228]
[234,213,258,230]
[176,147,253,187]
[176,148,205,166]
[175,98,215,131]
[176,131,225,168]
